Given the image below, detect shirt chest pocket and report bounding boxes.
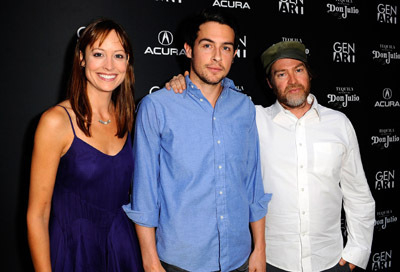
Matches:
[312,142,345,178]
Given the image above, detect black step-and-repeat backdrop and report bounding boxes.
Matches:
[1,1,398,271]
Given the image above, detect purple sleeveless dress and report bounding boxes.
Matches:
[49,106,143,271]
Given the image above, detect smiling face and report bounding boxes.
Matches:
[184,21,237,87]
[268,58,311,109]
[80,30,128,95]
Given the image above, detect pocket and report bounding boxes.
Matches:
[313,142,345,177]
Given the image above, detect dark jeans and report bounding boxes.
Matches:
[161,258,249,272]
[266,262,351,272]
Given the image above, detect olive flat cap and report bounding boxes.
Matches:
[261,41,307,75]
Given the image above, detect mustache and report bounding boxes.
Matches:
[285,84,305,92]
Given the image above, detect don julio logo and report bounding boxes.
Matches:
[326,1,360,19]
[327,86,360,108]
[278,0,304,15]
[371,128,400,149]
[372,44,400,65]
[144,30,185,56]
[375,210,397,232]
[377,3,397,24]
[333,42,355,63]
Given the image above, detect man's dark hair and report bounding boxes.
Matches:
[183,7,240,50]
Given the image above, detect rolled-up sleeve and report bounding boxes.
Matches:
[123,96,162,227]
[246,104,272,222]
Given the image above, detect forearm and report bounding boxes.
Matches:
[27,214,52,272]
[250,216,266,252]
[135,224,164,272]
[249,217,266,272]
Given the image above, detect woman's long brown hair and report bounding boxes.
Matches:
[67,18,135,138]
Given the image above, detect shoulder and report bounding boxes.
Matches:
[318,103,350,123]
[35,101,73,144]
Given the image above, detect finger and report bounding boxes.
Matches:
[184,70,189,76]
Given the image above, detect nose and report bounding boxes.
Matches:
[212,48,222,62]
[104,56,114,70]
[287,72,297,84]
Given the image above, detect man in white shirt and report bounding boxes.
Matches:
[165,41,375,272]
[257,41,375,272]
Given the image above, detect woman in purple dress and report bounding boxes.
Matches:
[27,18,143,271]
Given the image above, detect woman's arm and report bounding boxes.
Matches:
[26,106,71,271]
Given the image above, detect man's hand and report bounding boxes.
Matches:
[248,247,266,272]
[165,71,189,93]
[339,258,356,271]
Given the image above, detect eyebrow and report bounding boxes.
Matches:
[273,63,305,74]
[198,38,234,47]
[91,47,126,53]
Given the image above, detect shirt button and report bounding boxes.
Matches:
[200,98,203,102]
[300,165,304,168]
[213,117,216,120]
[301,188,304,192]
[217,140,221,144]
[219,191,223,195]
[220,215,224,219]
[218,165,222,169]
[299,143,302,146]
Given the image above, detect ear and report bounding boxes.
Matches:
[79,50,85,67]
[184,43,192,59]
[267,77,273,89]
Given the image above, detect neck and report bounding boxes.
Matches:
[86,87,113,117]
[281,100,312,119]
[189,75,223,108]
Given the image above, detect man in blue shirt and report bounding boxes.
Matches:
[123,9,271,272]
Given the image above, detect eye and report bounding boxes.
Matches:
[223,46,231,51]
[93,52,103,57]
[115,53,126,59]
[276,72,286,78]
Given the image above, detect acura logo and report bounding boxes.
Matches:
[158,30,173,46]
[383,88,392,100]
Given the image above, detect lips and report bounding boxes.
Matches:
[98,73,117,81]
[207,65,223,73]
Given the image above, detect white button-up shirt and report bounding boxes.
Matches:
[256,94,375,272]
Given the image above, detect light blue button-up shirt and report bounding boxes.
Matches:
[123,76,271,272]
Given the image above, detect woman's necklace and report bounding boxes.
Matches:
[98,119,111,125]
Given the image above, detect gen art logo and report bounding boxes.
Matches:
[377,3,397,24]
[278,0,304,15]
[371,250,393,270]
[333,42,356,63]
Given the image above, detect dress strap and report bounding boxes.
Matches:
[56,105,76,136]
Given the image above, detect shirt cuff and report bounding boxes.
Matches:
[122,203,160,227]
[249,193,272,222]
[342,244,371,269]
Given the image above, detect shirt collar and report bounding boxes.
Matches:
[271,93,321,120]
[184,75,239,98]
